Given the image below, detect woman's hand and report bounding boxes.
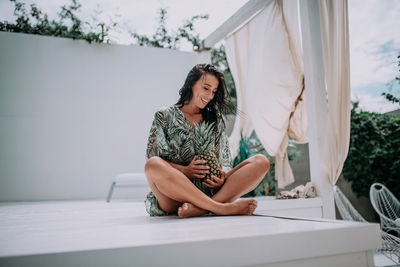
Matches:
[203,167,227,189]
[184,155,210,179]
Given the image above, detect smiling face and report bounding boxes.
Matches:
[190,73,219,109]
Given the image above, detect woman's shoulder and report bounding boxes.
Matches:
[154,105,178,114]
[153,105,178,121]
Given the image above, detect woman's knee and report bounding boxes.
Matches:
[252,154,270,172]
[145,156,167,173]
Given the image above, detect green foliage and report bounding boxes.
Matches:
[129,8,208,50]
[0,0,208,48]
[342,101,400,199]
[233,130,301,197]
[0,0,115,43]
[211,44,237,112]
[381,54,400,105]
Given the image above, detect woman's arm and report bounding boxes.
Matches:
[226,168,234,179]
[164,156,209,179]
[166,161,188,176]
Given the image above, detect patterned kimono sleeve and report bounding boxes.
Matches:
[218,130,233,171]
[215,118,233,171]
[145,110,169,160]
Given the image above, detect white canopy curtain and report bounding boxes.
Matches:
[225,0,306,189]
[319,0,351,186]
[224,0,350,190]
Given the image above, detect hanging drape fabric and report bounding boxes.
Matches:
[318,0,351,186]
[225,0,306,189]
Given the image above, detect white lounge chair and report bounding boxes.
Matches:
[106,173,148,202]
[370,183,400,236]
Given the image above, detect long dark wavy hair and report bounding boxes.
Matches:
[176,63,237,129]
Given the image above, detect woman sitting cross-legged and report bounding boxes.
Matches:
[144,63,270,218]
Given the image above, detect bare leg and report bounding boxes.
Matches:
[144,156,257,216]
[178,154,270,218]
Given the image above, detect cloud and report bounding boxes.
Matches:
[348,0,400,88]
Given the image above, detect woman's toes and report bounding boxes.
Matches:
[248,205,255,215]
[248,199,257,215]
[178,207,183,217]
[178,203,198,218]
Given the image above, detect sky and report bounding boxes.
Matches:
[1,0,399,113]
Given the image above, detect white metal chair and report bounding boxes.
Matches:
[334,185,400,262]
[370,183,400,236]
[106,173,148,202]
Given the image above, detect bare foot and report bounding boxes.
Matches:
[178,199,258,218]
[178,203,207,218]
[217,198,258,216]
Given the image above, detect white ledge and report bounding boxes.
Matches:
[0,199,381,267]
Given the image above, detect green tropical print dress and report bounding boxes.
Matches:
[144,105,232,216]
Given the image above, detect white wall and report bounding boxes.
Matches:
[0,32,210,201]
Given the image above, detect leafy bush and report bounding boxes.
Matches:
[129,8,208,50]
[381,55,400,106]
[342,102,400,199]
[0,0,207,48]
[0,0,115,43]
[233,130,301,197]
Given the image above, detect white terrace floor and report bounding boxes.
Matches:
[0,198,384,267]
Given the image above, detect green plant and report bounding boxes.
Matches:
[0,0,116,43]
[127,9,238,111]
[342,101,400,199]
[381,54,400,106]
[129,8,208,50]
[211,45,237,112]
[233,130,301,197]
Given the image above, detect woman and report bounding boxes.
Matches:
[144,63,270,218]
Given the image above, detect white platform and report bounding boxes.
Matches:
[0,199,381,267]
